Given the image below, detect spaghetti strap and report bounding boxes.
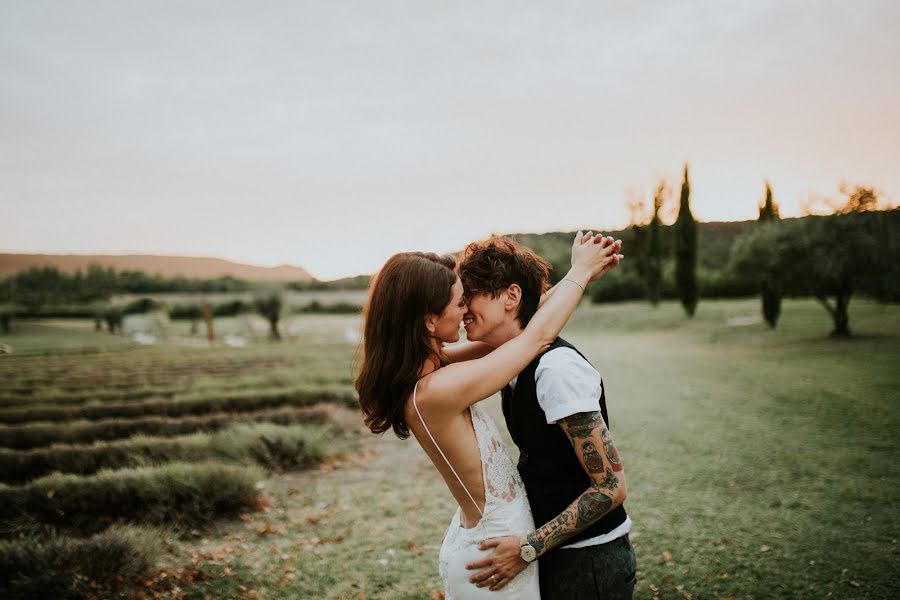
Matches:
[412,381,484,519]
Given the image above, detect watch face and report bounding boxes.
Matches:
[521,545,537,562]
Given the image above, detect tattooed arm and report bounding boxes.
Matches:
[525,411,627,557]
[467,410,627,590]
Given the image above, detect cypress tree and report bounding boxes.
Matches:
[759,180,780,222]
[647,182,665,307]
[674,164,698,316]
[625,198,649,302]
[758,180,782,328]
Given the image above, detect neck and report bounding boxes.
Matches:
[420,338,443,377]
[482,319,524,347]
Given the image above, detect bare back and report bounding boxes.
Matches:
[404,375,487,529]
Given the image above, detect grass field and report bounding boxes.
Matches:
[0,298,897,599]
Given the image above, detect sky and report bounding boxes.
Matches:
[2,1,898,279]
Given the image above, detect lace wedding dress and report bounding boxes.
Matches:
[413,383,541,599]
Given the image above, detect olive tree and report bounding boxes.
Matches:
[731,210,899,337]
[254,294,283,340]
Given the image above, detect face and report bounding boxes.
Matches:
[462,287,509,343]
[430,278,466,344]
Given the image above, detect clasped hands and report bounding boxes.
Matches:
[577,231,623,280]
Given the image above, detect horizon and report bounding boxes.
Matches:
[3,196,892,280]
[0,213,789,280]
[3,1,898,279]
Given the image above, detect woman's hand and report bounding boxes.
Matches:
[466,536,529,591]
[590,236,623,282]
[570,231,623,284]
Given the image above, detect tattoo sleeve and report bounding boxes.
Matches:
[525,411,626,557]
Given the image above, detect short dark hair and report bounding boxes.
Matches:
[457,236,551,327]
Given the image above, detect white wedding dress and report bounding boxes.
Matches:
[413,383,541,600]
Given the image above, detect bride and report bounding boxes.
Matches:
[355,232,622,599]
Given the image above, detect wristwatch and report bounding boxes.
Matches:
[519,535,537,563]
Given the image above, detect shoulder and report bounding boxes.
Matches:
[537,347,600,380]
[403,374,435,419]
[534,347,603,425]
[404,369,464,418]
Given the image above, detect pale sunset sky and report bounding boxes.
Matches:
[2,1,898,279]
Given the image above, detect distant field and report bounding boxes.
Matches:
[0,298,897,599]
[111,289,368,308]
[1,312,362,354]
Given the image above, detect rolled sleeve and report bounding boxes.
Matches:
[535,348,603,424]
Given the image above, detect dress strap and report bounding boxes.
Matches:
[413,382,484,518]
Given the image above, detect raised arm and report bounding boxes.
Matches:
[418,233,622,414]
[450,235,617,362]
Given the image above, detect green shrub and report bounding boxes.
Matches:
[294,300,362,314]
[5,305,96,319]
[0,405,330,450]
[122,298,167,315]
[0,526,163,600]
[287,274,371,291]
[208,422,330,471]
[212,299,254,317]
[0,462,265,534]
[0,387,178,409]
[589,270,646,303]
[168,303,203,320]
[0,387,354,424]
[0,422,332,484]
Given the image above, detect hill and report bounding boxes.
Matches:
[0,254,313,282]
[509,219,756,270]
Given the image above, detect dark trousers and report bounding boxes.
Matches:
[538,533,636,600]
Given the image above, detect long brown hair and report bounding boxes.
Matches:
[355,252,457,439]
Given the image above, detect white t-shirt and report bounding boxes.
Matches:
[509,347,632,548]
[509,347,602,424]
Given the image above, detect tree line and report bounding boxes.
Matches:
[511,169,898,337]
[601,170,898,337]
[1,174,897,339]
[0,266,254,312]
[0,285,359,340]
[0,266,371,316]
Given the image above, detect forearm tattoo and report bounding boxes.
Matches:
[575,486,614,528]
[526,483,616,555]
[527,508,574,554]
[524,412,623,557]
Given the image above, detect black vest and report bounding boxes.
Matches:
[501,337,627,544]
